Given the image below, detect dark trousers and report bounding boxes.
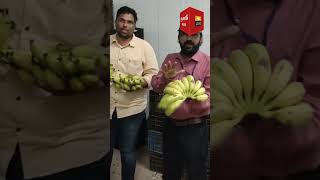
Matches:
[108,109,145,180]
[162,118,209,180]
[258,166,320,180]
[6,145,109,180]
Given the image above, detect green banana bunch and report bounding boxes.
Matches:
[211,43,313,138]
[110,65,145,92]
[158,75,209,116]
[3,41,105,94]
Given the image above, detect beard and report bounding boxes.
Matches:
[117,32,132,40]
[179,40,201,57]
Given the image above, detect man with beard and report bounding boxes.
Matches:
[151,20,210,180]
[211,0,320,180]
[109,6,159,180]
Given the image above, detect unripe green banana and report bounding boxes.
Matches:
[76,57,96,73]
[228,49,253,104]
[165,98,185,116]
[265,82,305,110]
[195,94,208,101]
[211,102,237,123]
[186,75,195,82]
[72,45,98,58]
[211,89,232,105]
[173,79,186,95]
[212,57,244,105]
[160,94,185,110]
[45,69,65,91]
[194,87,206,96]
[260,59,294,104]
[69,77,86,92]
[192,80,202,95]
[80,74,99,87]
[181,77,190,94]
[167,81,183,92]
[273,102,313,126]
[164,86,183,96]
[243,43,271,104]
[12,50,33,72]
[32,64,47,87]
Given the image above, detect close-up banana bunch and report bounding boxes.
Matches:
[211,43,314,146]
[0,8,15,51]
[0,41,106,94]
[158,75,209,116]
[110,64,145,92]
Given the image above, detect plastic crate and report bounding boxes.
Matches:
[149,152,164,173]
[147,130,163,154]
[148,114,166,132]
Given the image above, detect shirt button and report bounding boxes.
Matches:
[24,25,30,31]
[16,96,21,101]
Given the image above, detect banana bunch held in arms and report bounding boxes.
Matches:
[0,41,107,94]
[211,43,314,146]
[158,75,209,116]
[110,64,145,92]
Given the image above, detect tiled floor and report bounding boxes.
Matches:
[110,146,163,180]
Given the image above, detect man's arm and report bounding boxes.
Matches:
[141,41,159,89]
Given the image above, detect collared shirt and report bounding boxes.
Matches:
[0,0,110,178]
[151,50,210,120]
[211,0,320,178]
[110,34,159,119]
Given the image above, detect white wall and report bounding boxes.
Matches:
[112,0,210,66]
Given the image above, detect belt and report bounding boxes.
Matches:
[171,115,209,127]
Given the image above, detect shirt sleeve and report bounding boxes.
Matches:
[142,41,159,89]
[151,54,171,93]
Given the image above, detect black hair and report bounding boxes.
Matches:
[116,6,138,23]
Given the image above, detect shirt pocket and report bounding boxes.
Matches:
[126,58,143,75]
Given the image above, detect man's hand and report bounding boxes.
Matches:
[161,60,185,80]
[211,25,240,46]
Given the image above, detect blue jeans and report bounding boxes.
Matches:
[109,109,145,180]
[162,118,209,180]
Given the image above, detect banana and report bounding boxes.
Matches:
[211,75,240,109]
[211,102,237,123]
[264,82,305,110]
[166,81,183,92]
[211,89,233,105]
[72,45,98,58]
[188,81,196,96]
[80,74,99,87]
[47,54,65,77]
[195,94,209,101]
[260,59,294,104]
[45,69,65,91]
[243,43,271,104]
[212,57,244,105]
[192,80,202,95]
[174,79,186,95]
[31,64,47,87]
[12,50,33,72]
[17,69,35,84]
[272,102,313,126]
[69,77,86,92]
[160,94,185,110]
[76,57,96,73]
[164,86,182,96]
[210,117,242,147]
[181,77,190,95]
[158,94,171,109]
[194,87,206,96]
[186,75,195,82]
[228,49,253,103]
[165,98,185,116]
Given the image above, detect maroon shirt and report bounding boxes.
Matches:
[211,0,320,179]
[151,50,210,120]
